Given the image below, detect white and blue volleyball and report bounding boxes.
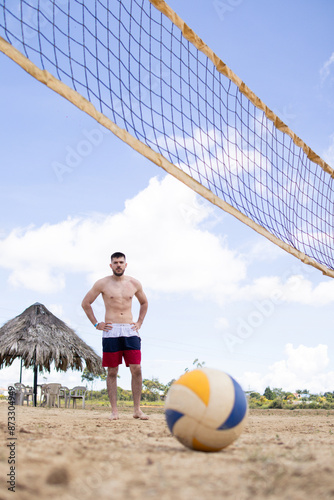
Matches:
[165,368,248,452]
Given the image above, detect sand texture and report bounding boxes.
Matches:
[1,403,334,500]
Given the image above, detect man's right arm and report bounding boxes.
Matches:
[81,282,102,327]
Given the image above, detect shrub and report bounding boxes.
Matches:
[269,398,283,409]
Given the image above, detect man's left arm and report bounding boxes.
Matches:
[132,284,148,332]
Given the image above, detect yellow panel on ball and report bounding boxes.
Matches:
[192,437,223,453]
[174,369,210,406]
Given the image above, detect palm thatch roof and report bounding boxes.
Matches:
[0,303,103,375]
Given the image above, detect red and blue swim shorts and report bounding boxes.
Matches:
[102,323,141,367]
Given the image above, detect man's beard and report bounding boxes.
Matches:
[113,269,125,276]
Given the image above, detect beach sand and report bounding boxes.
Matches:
[1,402,334,500]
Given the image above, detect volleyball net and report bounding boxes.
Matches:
[1,0,333,277]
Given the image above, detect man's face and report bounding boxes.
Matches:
[110,257,127,277]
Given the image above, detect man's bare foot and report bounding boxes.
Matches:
[133,409,149,420]
[109,412,119,420]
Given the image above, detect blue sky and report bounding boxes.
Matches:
[1,0,334,394]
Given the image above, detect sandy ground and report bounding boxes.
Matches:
[1,402,334,500]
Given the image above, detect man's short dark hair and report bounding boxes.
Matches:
[111,252,126,261]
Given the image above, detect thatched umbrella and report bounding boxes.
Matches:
[0,302,103,406]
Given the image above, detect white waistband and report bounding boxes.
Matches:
[102,323,138,338]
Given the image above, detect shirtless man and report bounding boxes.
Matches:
[81,252,149,420]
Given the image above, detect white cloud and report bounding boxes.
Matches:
[320,52,334,84]
[214,317,229,330]
[323,133,334,168]
[1,172,334,307]
[244,239,283,262]
[234,274,334,306]
[156,125,273,203]
[8,266,66,293]
[0,175,246,302]
[48,303,64,318]
[285,343,329,375]
[1,174,333,306]
[241,343,334,394]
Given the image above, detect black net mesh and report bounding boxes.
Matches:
[1,0,333,271]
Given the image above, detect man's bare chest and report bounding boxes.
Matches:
[103,282,136,302]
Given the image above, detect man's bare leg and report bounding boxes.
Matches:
[107,366,119,420]
[129,364,149,420]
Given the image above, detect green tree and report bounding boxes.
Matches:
[164,379,176,397]
[81,368,108,398]
[117,387,132,401]
[324,392,333,402]
[142,378,166,401]
[81,368,94,393]
[248,392,261,399]
[272,388,285,399]
[263,386,275,400]
[269,398,283,409]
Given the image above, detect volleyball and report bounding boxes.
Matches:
[165,368,248,452]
